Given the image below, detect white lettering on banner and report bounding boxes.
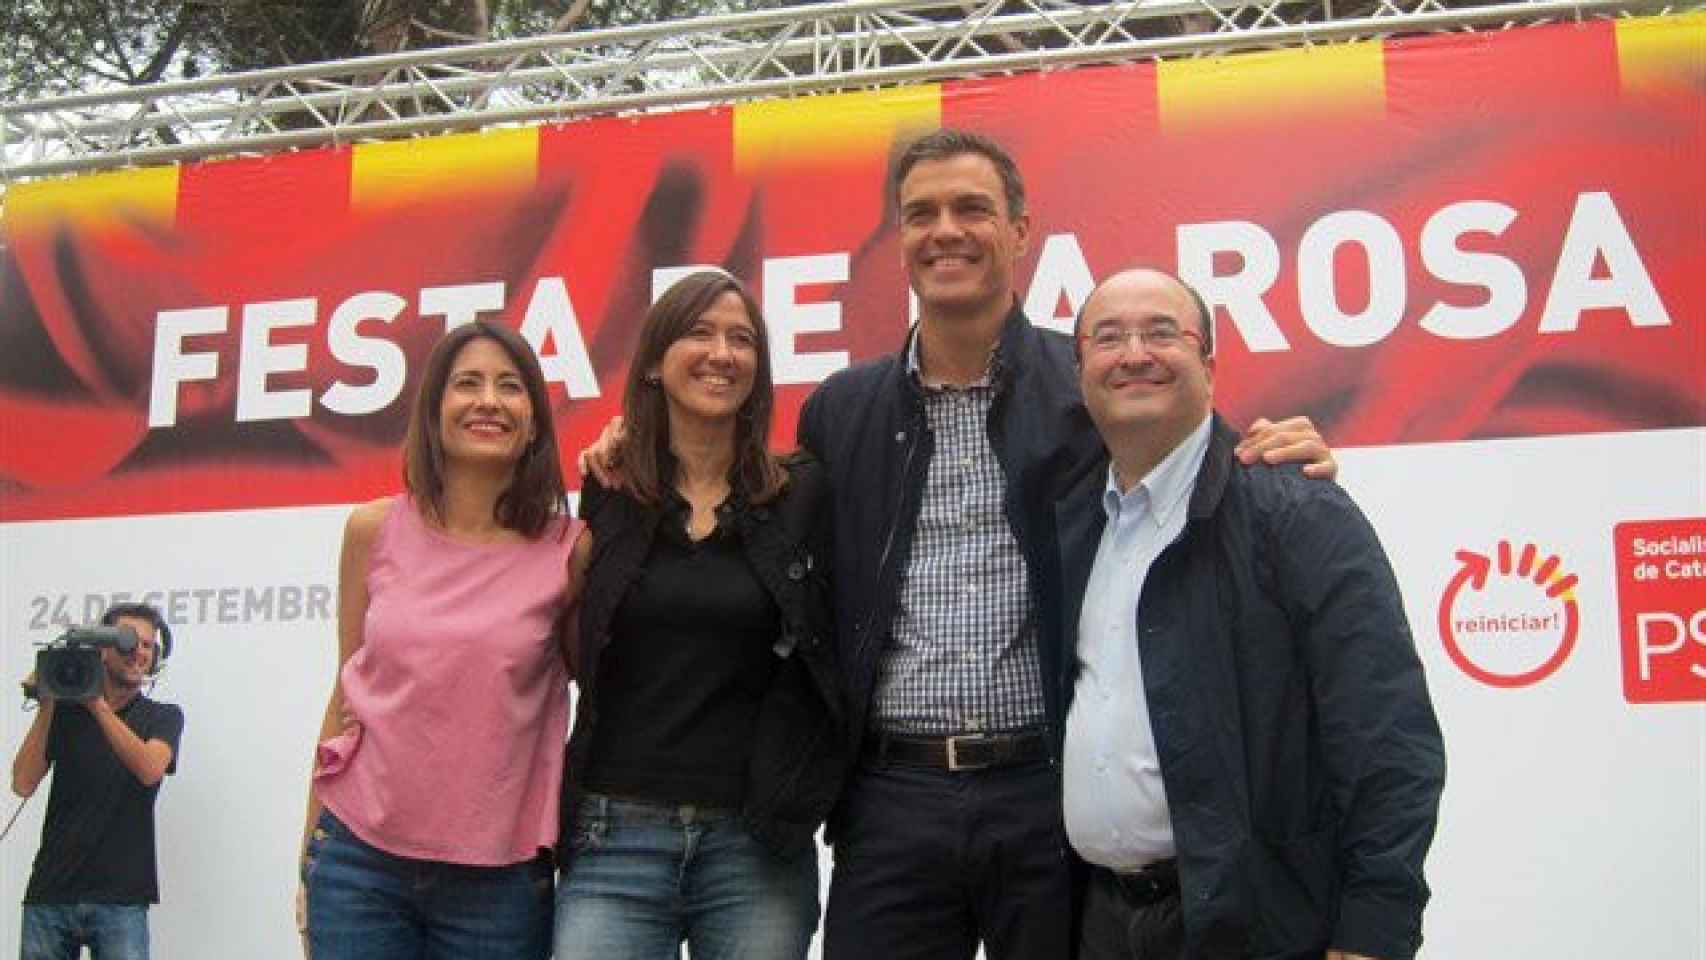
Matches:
[1178,190,1669,352]
[321,291,409,416]
[765,253,851,385]
[420,281,506,332]
[25,584,336,632]
[1177,220,1288,351]
[148,280,609,427]
[1420,201,1527,339]
[1540,191,1671,332]
[1298,210,1407,347]
[1025,233,1097,334]
[1633,534,1706,557]
[236,298,316,422]
[149,306,228,427]
[1635,610,1706,681]
[519,277,600,397]
[1665,559,1706,579]
[144,192,1672,427]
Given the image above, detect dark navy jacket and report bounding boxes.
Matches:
[1051,414,1445,960]
[561,455,843,859]
[797,303,1104,757]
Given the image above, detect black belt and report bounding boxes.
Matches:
[1097,859,1179,907]
[863,729,1049,772]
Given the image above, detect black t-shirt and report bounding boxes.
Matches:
[24,695,185,905]
[585,501,781,809]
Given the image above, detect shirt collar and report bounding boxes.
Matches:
[1101,414,1214,529]
[906,324,1001,390]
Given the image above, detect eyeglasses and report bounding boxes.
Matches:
[1078,323,1204,356]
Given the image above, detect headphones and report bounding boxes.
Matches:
[100,603,174,676]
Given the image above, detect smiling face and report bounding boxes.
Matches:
[897,152,1030,321]
[437,336,536,468]
[1077,269,1215,453]
[652,290,760,429]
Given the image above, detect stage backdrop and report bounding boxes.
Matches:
[3,14,1702,957]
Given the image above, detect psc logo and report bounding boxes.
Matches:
[1614,518,1706,704]
[1437,540,1579,688]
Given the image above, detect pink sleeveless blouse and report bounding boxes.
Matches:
[316,496,582,865]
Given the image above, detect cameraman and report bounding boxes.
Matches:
[9,603,184,960]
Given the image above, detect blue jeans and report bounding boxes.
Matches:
[554,794,818,960]
[20,903,149,960]
[301,809,552,960]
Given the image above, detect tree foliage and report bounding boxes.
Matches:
[3,0,779,104]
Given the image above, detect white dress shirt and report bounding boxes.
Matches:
[1063,415,1211,871]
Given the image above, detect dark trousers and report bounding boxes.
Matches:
[1078,866,1184,960]
[823,759,1073,960]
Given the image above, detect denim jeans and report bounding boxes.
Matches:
[301,809,553,960]
[554,793,819,960]
[20,903,149,960]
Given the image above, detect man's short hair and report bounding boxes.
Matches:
[100,602,166,637]
[889,128,1027,220]
[1073,268,1216,361]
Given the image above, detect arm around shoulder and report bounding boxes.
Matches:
[557,526,595,679]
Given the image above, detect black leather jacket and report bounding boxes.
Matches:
[797,302,1105,756]
[560,455,843,859]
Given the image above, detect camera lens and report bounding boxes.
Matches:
[48,653,95,697]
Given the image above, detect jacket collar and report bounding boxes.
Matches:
[1185,413,1240,521]
[899,298,1027,397]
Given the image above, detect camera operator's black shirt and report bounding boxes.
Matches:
[23,695,184,905]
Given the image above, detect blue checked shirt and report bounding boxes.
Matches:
[868,336,1046,735]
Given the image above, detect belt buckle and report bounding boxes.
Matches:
[945,734,990,771]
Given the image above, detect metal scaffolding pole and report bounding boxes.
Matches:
[0,0,1692,181]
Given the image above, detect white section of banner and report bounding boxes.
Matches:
[1339,427,1704,959]
[1,426,1701,957]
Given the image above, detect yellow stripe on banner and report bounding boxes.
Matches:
[734,87,942,173]
[4,165,179,234]
[350,127,538,210]
[1616,12,1706,94]
[1158,42,1385,135]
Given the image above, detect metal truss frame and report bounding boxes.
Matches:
[0,0,1693,181]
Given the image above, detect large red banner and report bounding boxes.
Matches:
[2,17,1701,522]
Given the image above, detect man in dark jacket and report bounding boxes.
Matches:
[1054,267,1445,960]
[585,128,1338,958]
[796,130,1340,959]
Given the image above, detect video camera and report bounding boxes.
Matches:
[22,625,141,702]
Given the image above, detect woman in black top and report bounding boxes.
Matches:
[554,271,841,959]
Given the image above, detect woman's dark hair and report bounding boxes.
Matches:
[621,270,786,507]
[403,321,566,538]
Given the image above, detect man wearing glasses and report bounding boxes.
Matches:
[1054,267,1445,960]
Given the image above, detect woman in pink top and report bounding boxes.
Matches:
[297,321,587,960]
